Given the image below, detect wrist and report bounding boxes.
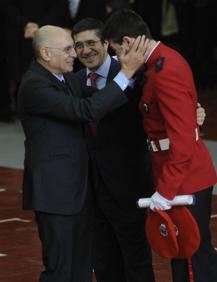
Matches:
[120,67,134,80]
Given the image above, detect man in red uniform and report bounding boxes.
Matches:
[103,8,217,282]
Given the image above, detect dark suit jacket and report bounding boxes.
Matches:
[71,58,154,212]
[17,60,127,215]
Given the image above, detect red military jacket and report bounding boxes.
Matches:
[139,42,217,200]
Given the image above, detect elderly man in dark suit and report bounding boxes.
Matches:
[17,25,148,282]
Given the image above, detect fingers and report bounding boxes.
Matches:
[149,201,172,211]
[137,35,147,53]
[150,192,173,211]
[24,23,39,38]
[197,103,206,117]
[130,35,152,63]
[131,35,147,53]
[196,103,206,126]
[121,44,128,57]
[119,35,152,78]
[143,39,153,60]
[130,35,143,51]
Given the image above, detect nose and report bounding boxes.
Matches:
[82,44,92,54]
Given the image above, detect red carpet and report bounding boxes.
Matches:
[0,167,216,282]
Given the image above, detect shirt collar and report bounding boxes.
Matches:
[52,73,65,82]
[86,54,111,78]
[145,41,161,63]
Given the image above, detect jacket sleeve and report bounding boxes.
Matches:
[18,73,127,122]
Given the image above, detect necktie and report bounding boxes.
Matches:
[60,79,72,96]
[88,72,99,136]
[89,72,99,88]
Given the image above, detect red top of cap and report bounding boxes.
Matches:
[145,207,200,259]
[145,210,179,259]
[167,206,200,258]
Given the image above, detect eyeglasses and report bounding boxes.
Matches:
[46,45,75,55]
[74,40,101,51]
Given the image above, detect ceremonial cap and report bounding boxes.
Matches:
[145,207,200,259]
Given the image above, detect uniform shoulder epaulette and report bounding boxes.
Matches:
[154,57,165,72]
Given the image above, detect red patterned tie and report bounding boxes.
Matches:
[89,72,99,88]
[88,73,99,136]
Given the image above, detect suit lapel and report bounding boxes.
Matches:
[107,58,121,84]
[78,69,97,97]
[30,60,74,96]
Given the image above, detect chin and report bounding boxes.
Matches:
[66,66,73,72]
[87,61,99,70]
[85,58,97,65]
[88,65,97,70]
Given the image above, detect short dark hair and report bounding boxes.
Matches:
[102,8,152,43]
[72,18,105,39]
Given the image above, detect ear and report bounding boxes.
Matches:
[103,40,109,51]
[122,36,132,46]
[121,36,133,54]
[40,46,51,62]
